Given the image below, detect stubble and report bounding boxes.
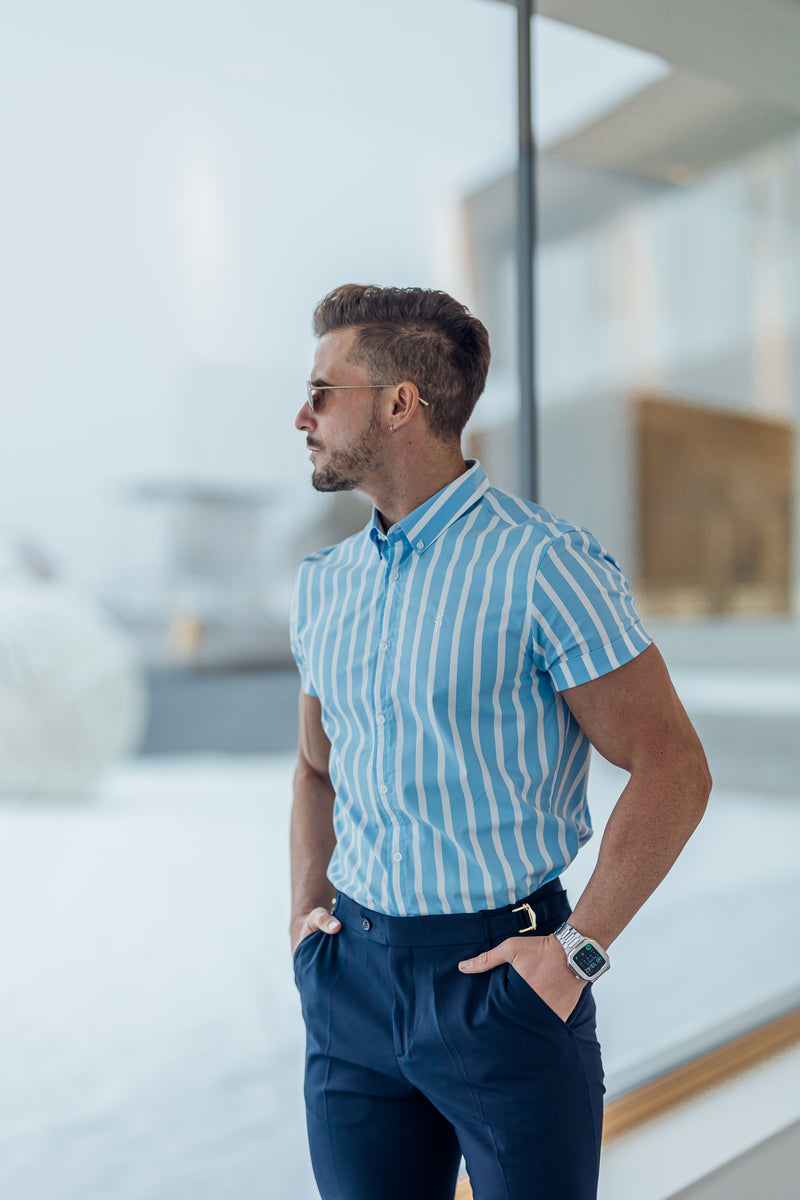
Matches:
[310,401,384,493]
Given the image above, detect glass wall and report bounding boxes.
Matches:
[0,3,516,1198]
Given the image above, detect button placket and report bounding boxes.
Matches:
[375,541,403,715]
[377,538,407,898]
[372,541,398,789]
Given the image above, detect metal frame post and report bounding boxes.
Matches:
[517,0,537,500]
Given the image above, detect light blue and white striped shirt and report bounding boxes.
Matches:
[291,461,651,917]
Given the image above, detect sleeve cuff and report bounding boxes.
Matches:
[297,673,318,698]
[548,620,652,692]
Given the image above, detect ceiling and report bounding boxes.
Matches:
[536,0,800,112]
[549,69,800,185]
[495,0,800,183]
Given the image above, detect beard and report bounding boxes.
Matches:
[310,404,383,493]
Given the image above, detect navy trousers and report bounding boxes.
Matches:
[294,881,604,1200]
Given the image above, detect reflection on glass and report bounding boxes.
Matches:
[523,7,800,1106]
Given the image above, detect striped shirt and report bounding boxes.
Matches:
[290,461,651,917]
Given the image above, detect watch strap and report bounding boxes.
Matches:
[554,921,586,955]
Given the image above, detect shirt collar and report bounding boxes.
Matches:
[368,461,489,556]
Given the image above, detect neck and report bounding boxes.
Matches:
[370,444,469,531]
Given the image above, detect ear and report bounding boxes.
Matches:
[390,383,424,430]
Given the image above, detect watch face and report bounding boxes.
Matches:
[573,942,607,978]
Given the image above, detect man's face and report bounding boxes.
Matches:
[296,328,387,494]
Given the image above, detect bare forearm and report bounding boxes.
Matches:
[290,760,337,940]
[559,645,712,949]
[569,755,710,949]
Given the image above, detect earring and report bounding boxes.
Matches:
[389,424,395,432]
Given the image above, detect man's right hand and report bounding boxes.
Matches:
[291,906,342,956]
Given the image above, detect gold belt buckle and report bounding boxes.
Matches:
[512,901,537,933]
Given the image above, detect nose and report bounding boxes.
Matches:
[295,401,314,432]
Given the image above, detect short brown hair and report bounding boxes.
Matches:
[312,284,491,442]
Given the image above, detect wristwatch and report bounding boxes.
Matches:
[554,922,611,982]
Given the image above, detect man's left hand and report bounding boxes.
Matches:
[458,933,585,1023]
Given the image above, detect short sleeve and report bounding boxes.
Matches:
[530,527,651,691]
[290,563,318,698]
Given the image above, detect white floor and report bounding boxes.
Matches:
[0,757,312,1200]
[1,752,798,1200]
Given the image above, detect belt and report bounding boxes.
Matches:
[332,878,567,947]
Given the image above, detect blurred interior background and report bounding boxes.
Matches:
[1,2,799,1198]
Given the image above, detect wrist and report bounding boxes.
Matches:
[554,921,611,982]
[291,890,335,926]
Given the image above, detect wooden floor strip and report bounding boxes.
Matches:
[603,1005,800,1141]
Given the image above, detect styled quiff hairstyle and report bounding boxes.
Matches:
[312,284,491,443]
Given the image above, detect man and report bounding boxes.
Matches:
[289,284,710,1200]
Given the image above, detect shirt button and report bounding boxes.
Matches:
[376,714,385,725]
[416,540,424,551]
[392,851,403,863]
[390,571,399,582]
[379,641,388,651]
[379,785,388,795]
[361,917,372,931]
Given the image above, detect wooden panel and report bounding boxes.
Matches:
[636,395,795,617]
[454,1006,800,1199]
